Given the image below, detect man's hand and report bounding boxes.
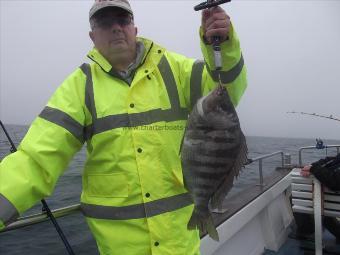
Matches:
[201,6,231,44]
[300,165,312,177]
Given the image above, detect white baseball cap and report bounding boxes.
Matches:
[89,0,133,19]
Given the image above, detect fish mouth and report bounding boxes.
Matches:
[216,85,226,95]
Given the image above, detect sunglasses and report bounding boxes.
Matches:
[94,15,133,29]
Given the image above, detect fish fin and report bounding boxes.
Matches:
[210,173,234,209]
[188,210,219,241]
[179,124,188,155]
[187,210,200,230]
[232,132,248,179]
[206,214,220,241]
[210,133,248,209]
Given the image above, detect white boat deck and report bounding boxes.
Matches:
[201,167,293,255]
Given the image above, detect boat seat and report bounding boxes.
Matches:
[291,168,340,255]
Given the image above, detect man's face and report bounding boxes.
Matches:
[89,8,137,59]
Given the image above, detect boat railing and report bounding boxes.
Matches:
[298,145,340,166]
[1,204,81,233]
[247,151,284,187]
[2,151,286,233]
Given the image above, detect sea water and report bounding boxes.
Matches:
[1,125,339,255]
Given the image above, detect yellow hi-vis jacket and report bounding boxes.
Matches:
[0,26,247,255]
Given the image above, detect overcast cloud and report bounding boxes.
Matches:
[1,0,340,139]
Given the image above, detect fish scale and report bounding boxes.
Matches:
[180,85,248,241]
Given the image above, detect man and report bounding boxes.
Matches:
[300,154,340,190]
[294,155,340,242]
[0,0,247,254]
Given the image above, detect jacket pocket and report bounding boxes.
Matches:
[87,173,128,198]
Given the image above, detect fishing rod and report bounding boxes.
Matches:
[287,111,340,122]
[194,0,232,88]
[194,0,231,11]
[0,120,75,255]
[194,0,231,72]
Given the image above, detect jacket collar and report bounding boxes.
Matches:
[87,37,157,73]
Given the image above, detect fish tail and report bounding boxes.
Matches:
[187,210,219,241]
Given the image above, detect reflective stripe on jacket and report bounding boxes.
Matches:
[0,26,247,255]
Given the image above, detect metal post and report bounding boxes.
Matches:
[299,149,303,166]
[313,178,323,255]
[284,153,291,167]
[258,159,264,186]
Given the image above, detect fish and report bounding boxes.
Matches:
[180,84,248,241]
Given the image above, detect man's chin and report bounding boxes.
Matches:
[110,40,127,46]
[110,43,128,51]
[109,46,127,53]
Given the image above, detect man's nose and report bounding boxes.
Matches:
[110,22,123,32]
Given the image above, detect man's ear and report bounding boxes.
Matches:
[135,27,138,36]
[89,31,95,43]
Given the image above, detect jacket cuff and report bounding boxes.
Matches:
[0,193,19,227]
[200,23,241,71]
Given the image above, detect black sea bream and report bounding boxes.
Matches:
[181,85,248,241]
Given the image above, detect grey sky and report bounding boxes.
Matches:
[1,0,340,139]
